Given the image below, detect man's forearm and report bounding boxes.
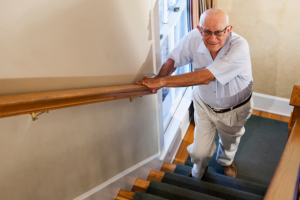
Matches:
[160,69,215,87]
[156,58,176,78]
[136,59,215,92]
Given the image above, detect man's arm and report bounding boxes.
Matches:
[136,58,215,92]
[136,58,176,93]
[156,58,176,78]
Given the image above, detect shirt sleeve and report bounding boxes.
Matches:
[167,31,195,68]
[206,37,251,85]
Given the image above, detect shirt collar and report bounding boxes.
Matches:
[197,39,212,61]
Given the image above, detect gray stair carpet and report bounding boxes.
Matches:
[186,115,289,185]
[174,164,267,196]
[146,180,224,200]
[161,172,264,200]
[132,191,168,200]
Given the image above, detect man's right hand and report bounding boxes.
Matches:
[136,76,164,93]
[136,58,176,93]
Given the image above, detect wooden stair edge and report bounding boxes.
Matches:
[173,158,186,165]
[115,189,135,200]
[147,170,165,182]
[161,162,176,173]
[131,179,150,193]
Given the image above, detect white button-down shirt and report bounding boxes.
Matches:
[167,29,253,109]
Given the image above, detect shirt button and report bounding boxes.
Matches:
[214,91,216,93]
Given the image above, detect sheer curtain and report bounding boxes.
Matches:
[187,0,216,30]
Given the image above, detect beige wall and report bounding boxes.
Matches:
[0,1,161,200]
[0,0,155,95]
[217,0,300,99]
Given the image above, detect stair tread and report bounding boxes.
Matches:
[161,162,176,173]
[132,179,150,193]
[132,191,168,200]
[174,164,267,196]
[186,155,224,174]
[147,170,164,182]
[162,172,264,200]
[146,181,224,200]
[116,189,134,200]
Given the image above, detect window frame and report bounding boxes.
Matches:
[159,0,189,132]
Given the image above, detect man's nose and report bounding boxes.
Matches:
[209,34,217,41]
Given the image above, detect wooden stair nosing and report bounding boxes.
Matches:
[173,158,186,165]
[115,189,134,200]
[131,179,150,193]
[161,162,176,173]
[147,170,165,182]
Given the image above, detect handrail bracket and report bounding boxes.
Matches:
[30,111,49,121]
[130,96,142,102]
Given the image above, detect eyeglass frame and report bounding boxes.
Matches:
[200,26,229,37]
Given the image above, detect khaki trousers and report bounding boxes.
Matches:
[187,89,253,179]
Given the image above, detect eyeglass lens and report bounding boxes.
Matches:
[202,27,227,37]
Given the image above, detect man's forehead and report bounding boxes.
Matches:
[202,26,225,31]
[202,13,227,30]
[202,19,227,31]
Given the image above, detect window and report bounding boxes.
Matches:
[159,0,190,131]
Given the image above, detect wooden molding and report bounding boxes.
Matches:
[288,85,300,137]
[290,85,300,107]
[0,85,154,118]
[264,117,300,200]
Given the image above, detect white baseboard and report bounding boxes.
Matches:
[253,92,293,117]
[74,153,162,200]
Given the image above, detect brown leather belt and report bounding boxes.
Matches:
[208,93,252,114]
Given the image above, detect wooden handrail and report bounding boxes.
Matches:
[288,85,300,135]
[0,85,154,118]
[264,85,300,200]
[264,117,300,200]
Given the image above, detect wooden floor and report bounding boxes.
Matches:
[173,109,290,164]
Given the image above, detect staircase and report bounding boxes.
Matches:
[116,157,268,200]
[115,109,293,200]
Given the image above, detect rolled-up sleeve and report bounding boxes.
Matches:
[207,38,251,85]
[167,32,194,68]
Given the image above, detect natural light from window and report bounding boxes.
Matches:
[159,0,190,132]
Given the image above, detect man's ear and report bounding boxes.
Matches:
[197,25,203,36]
[227,25,233,33]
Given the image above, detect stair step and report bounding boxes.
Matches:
[185,155,224,174]
[174,164,267,196]
[147,170,164,182]
[185,159,193,167]
[132,179,150,193]
[146,181,223,200]
[173,158,186,165]
[160,162,176,173]
[116,189,134,200]
[132,191,168,200]
[161,172,264,200]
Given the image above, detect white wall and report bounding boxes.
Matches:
[0,1,162,200]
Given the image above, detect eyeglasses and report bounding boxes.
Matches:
[201,26,228,37]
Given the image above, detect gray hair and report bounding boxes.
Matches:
[199,8,229,27]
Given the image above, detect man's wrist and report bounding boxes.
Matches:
[159,77,167,88]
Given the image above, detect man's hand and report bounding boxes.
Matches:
[136,76,165,93]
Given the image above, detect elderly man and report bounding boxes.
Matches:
[137,8,253,179]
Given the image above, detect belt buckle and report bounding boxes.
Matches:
[212,108,222,112]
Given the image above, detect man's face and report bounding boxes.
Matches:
[197,15,232,55]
